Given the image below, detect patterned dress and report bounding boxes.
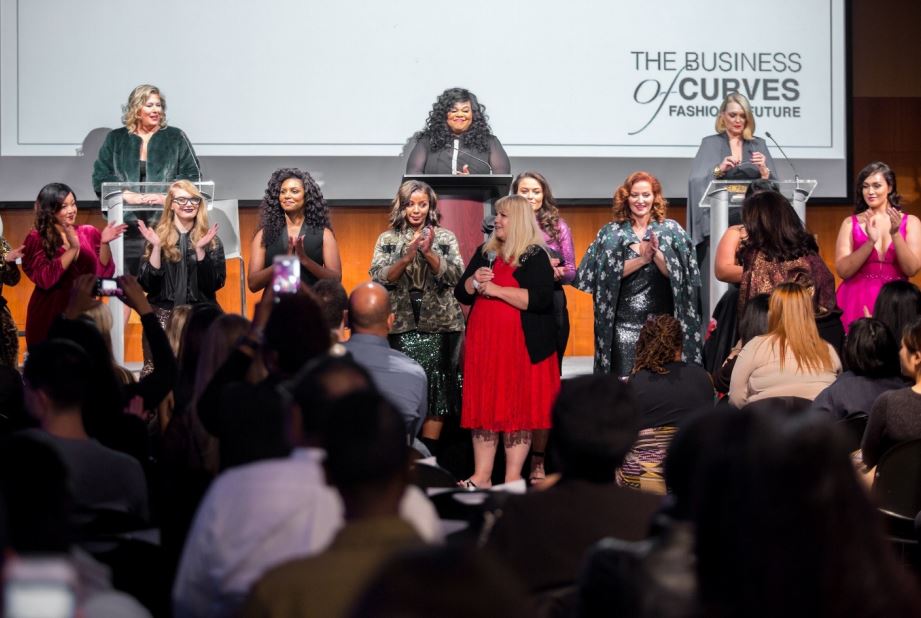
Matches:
[0,237,21,367]
[575,219,703,375]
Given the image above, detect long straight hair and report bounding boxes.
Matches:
[482,195,545,266]
[766,282,834,373]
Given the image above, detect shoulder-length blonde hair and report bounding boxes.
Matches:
[715,92,755,141]
[482,195,545,266]
[612,171,667,224]
[388,180,441,231]
[122,84,168,132]
[143,180,212,263]
[766,282,834,373]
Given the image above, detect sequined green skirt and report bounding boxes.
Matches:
[389,330,463,418]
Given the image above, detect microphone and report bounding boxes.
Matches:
[764,131,799,182]
[454,146,494,174]
[486,250,497,269]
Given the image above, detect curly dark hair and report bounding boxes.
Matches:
[414,88,494,153]
[259,168,331,248]
[855,161,901,213]
[631,314,683,376]
[34,183,76,259]
[738,190,818,263]
[513,171,562,244]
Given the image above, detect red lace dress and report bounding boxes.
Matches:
[461,258,559,432]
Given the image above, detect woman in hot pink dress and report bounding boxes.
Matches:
[454,195,559,489]
[835,162,921,333]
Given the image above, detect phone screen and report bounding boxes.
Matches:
[94,278,121,297]
[4,557,77,618]
[272,255,300,295]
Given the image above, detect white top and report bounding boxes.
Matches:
[172,448,441,618]
[729,335,841,408]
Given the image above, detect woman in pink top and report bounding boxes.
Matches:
[22,183,126,346]
[835,162,921,332]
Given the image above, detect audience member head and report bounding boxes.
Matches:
[743,178,779,198]
[0,435,72,553]
[263,291,331,377]
[349,546,531,618]
[323,390,409,519]
[259,168,331,248]
[165,304,193,356]
[843,318,900,379]
[313,278,349,338]
[513,171,562,243]
[33,182,77,259]
[738,293,770,346]
[873,280,921,343]
[613,171,667,224]
[22,340,90,423]
[389,180,440,232]
[689,407,921,617]
[767,282,834,373]
[740,191,818,262]
[191,313,251,409]
[80,302,134,385]
[0,366,30,436]
[347,282,393,337]
[663,410,721,521]
[899,317,921,382]
[551,375,640,481]
[174,304,224,409]
[414,87,493,152]
[121,84,167,132]
[855,161,900,213]
[631,314,683,375]
[484,194,545,265]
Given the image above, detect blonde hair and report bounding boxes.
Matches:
[165,305,193,355]
[82,302,136,385]
[482,195,546,266]
[715,92,755,141]
[766,282,834,373]
[122,84,168,133]
[144,180,213,263]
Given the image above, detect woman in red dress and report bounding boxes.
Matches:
[22,183,126,346]
[454,195,560,488]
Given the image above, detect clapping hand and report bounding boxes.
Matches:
[101,221,129,244]
[419,227,435,255]
[4,245,24,263]
[195,223,219,253]
[887,207,902,235]
[866,212,884,243]
[137,219,160,247]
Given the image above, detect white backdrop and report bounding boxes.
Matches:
[0,0,847,198]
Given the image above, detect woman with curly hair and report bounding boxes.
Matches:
[576,172,702,377]
[248,168,341,292]
[22,183,126,346]
[405,88,510,175]
[454,195,558,488]
[619,315,714,492]
[835,161,921,332]
[137,180,226,374]
[370,180,465,453]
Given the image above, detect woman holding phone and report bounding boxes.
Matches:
[248,168,341,293]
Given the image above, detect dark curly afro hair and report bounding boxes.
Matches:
[414,87,495,153]
[259,168,331,248]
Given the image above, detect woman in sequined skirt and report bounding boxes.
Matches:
[576,171,702,377]
[370,180,465,453]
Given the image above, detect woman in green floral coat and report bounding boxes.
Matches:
[370,180,465,453]
[575,171,703,376]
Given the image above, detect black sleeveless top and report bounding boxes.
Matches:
[263,222,325,286]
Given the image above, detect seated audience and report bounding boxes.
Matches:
[20,339,148,532]
[174,356,439,618]
[197,287,331,470]
[873,279,921,343]
[0,366,30,436]
[344,282,427,440]
[862,316,921,469]
[349,546,532,618]
[729,282,841,408]
[712,294,769,395]
[314,277,349,344]
[619,315,714,493]
[243,391,424,617]
[691,407,921,617]
[484,375,662,595]
[813,318,904,421]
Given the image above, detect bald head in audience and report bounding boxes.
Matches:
[348,282,394,336]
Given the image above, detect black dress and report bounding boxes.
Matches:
[405,135,510,175]
[263,222,325,286]
[612,248,675,377]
